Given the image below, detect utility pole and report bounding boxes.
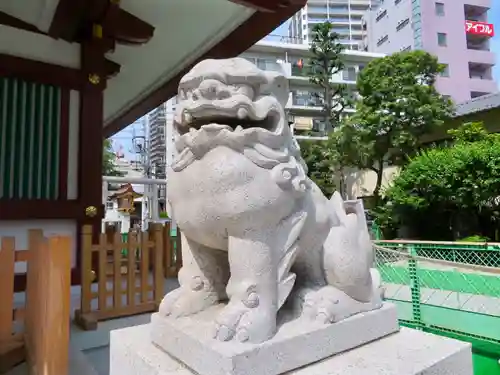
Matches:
[132,114,159,230]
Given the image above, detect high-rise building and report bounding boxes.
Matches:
[148,104,167,205]
[362,0,497,103]
[148,104,167,178]
[288,0,379,50]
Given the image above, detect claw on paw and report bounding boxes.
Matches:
[213,297,276,343]
[300,285,382,324]
[158,286,219,318]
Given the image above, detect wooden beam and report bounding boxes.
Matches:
[0,11,45,35]
[104,58,121,79]
[49,0,154,45]
[0,200,103,220]
[103,5,155,45]
[0,53,83,90]
[48,0,87,41]
[227,0,304,12]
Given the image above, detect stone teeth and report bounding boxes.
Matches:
[183,111,192,124]
[235,125,244,132]
[237,107,247,119]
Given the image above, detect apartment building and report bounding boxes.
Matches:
[148,105,167,179]
[148,103,175,206]
[362,0,497,103]
[288,0,379,50]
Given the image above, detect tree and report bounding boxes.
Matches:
[376,122,500,240]
[299,22,351,196]
[298,126,356,198]
[103,139,124,176]
[307,22,349,133]
[345,50,453,204]
[299,136,338,198]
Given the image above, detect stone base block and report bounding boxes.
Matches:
[150,303,399,375]
[110,323,472,375]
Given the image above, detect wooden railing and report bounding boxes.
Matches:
[75,223,167,330]
[0,231,71,375]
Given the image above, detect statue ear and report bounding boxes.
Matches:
[261,72,289,108]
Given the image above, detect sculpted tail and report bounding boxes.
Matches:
[322,192,381,303]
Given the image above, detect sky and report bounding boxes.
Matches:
[112,11,500,158]
[491,0,500,85]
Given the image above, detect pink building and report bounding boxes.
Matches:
[363,0,497,103]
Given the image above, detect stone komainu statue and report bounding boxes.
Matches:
[159,57,383,344]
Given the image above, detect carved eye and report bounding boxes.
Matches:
[218,90,230,100]
[235,85,254,98]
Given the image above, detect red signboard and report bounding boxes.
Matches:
[465,20,494,37]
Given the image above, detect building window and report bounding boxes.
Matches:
[437,32,447,46]
[106,201,114,209]
[440,64,450,77]
[401,45,412,52]
[342,66,357,81]
[396,18,410,31]
[376,9,387,22]
[377,35,389,46]
[435,2,445,16]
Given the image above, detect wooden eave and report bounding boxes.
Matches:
[0,0,306,136]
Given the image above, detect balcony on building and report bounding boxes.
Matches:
[468,62,497,96]
[289,58,360,84]
[469,62,493,80]
[465,25,495,66]
[291,90,323,108]
[464,3,494,58]
[464,3,490,21]
[466,34,491,51]
[470,91,491,99]
[288,89,357,115]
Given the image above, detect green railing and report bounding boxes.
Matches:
[374,240,500,374]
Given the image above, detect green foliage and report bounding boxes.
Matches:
[299,134,338,198]
[298,123,370,198]
[345,50,453,201]
[103,139,124,177]
[458,235,489,243]
[307,22,349,131]
[447,121,491,143]
[377,122,500,240]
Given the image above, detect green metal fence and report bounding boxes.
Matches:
[374,240,500,374]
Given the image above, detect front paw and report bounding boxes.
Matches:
[213,292,277,344]
[159,281,219,318]
[302,286,382,324]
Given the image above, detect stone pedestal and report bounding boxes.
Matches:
[109,306,473,375]
[150,303,399,375]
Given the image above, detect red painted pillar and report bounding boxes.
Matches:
[76,28,107,282]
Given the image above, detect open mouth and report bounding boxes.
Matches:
[176,112,280,135]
